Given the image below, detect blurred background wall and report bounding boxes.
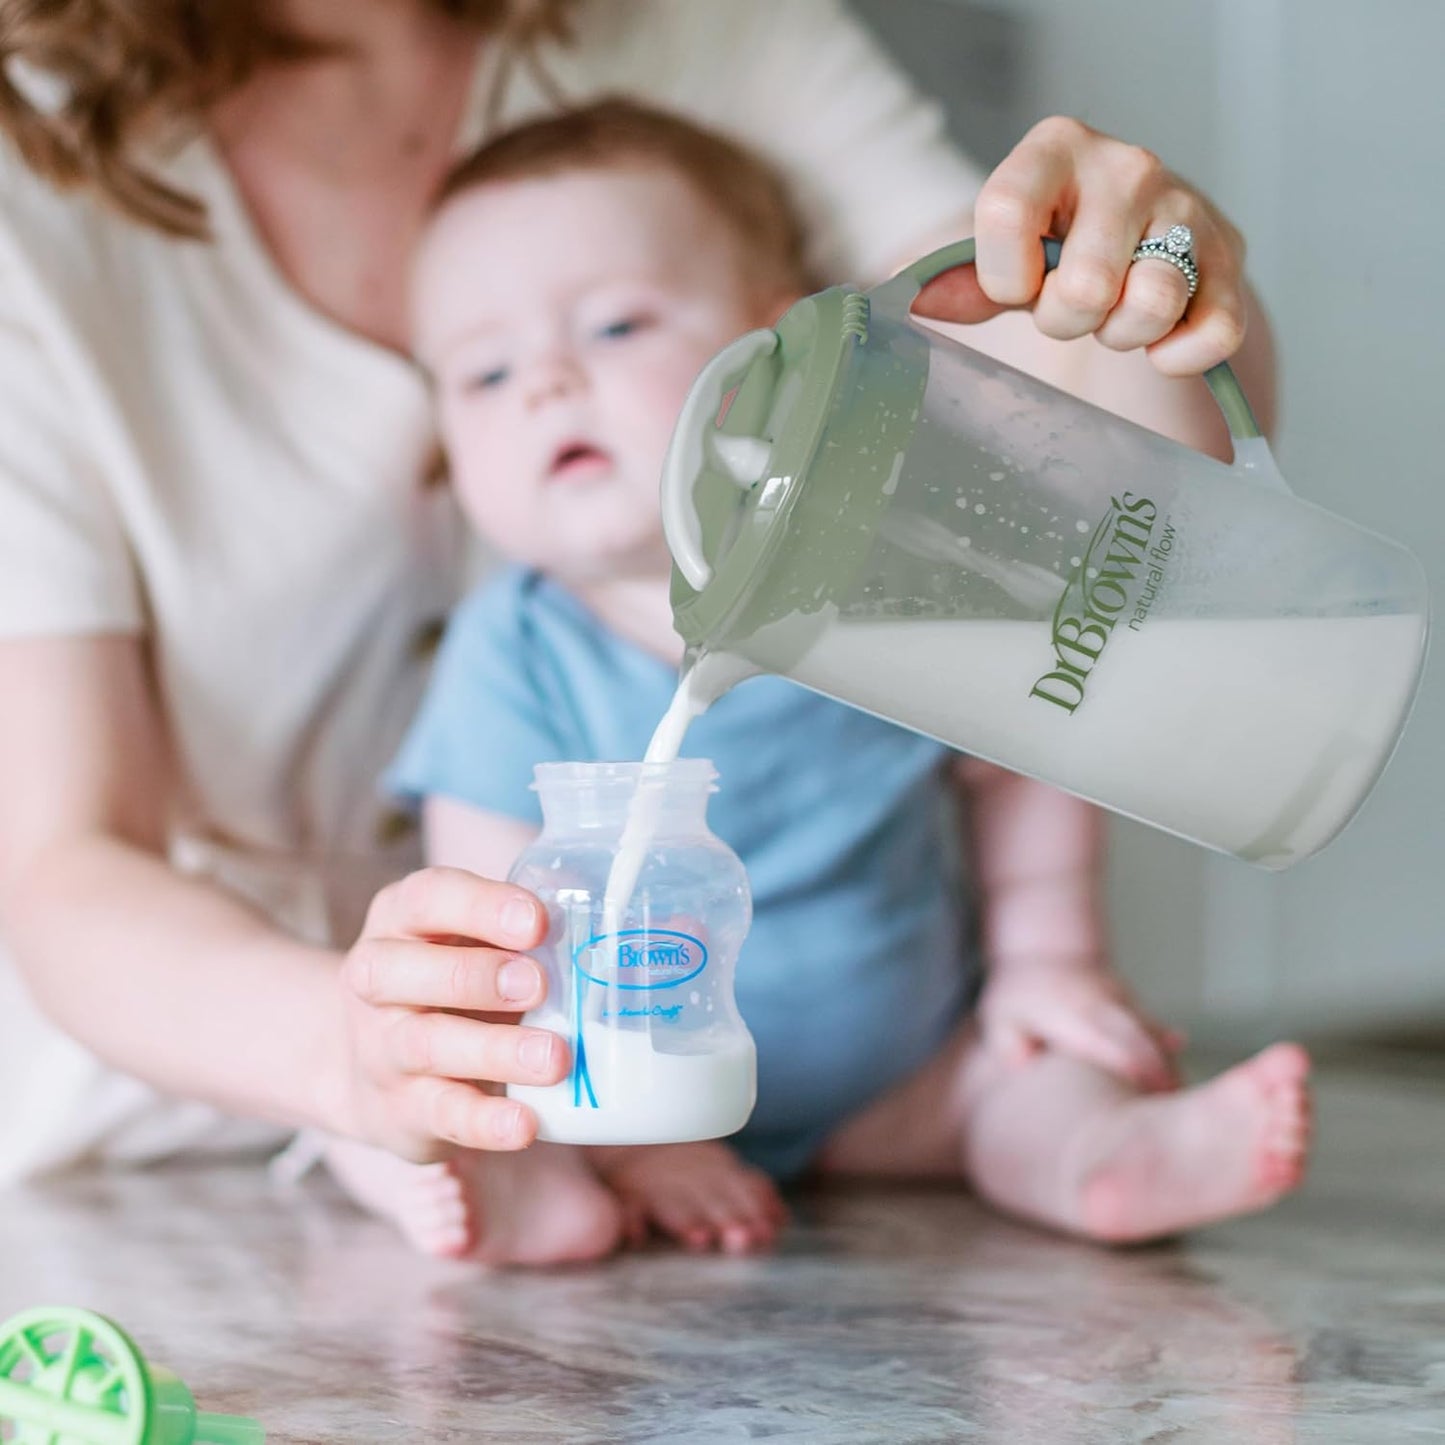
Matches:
[852,0,1445,1046]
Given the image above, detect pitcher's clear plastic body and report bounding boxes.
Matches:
[507,760,756,1144]
[662,239,1428,868]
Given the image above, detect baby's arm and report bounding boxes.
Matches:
[423,795,539,881]
[957,756,1182,1090]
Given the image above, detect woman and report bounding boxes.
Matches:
[0,0,1272,1194]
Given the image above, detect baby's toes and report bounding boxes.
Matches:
[1269,1073,1311,1135]
[646,1186,718,1251]
[1271,1109,1317,1156]
[699,1193,755,1255]
[707,1174,784,1254]
[1266,1098,1312,1178]
[1270,1095,1310,1150]
[1253,1080,1312,1193]
[737,1171,788,1239]
[413,1213,472,1258]
[396,1163,473,1257]
[1258,1143,1307,1193]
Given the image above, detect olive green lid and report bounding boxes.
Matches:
[663,285,930,656]
[661,233,1262,661]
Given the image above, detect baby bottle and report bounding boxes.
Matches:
[506,760,756,1145]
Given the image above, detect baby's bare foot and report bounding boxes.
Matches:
[324,1139,624,1265]
[323,1145,473,1257]
[589,1141,788,1254]
[1076,1042,1312,1242]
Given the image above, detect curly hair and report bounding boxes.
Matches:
[0,0,581,237]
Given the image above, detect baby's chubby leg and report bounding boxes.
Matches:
[817,1022,1311,1243]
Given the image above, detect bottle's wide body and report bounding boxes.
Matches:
[507,762,756,1145]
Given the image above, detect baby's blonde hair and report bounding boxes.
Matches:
[435,96,817,303]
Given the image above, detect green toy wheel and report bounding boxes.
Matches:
[0,1306,151,1445]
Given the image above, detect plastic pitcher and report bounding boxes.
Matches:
[660,238,1428,868]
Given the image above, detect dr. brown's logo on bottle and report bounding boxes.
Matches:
[574,928,709,990]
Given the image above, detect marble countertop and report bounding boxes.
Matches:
[2,1057,1442,1443]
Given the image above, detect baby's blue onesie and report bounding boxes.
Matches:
[388,568,979,1179]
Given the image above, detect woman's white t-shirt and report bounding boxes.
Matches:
[0,0,984,1181]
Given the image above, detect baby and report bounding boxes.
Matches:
[325,98,1311,1263]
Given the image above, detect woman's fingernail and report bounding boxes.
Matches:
[502,897,538,938]
[497,1102,529,1145]
[519,1033,555,1077]
[498,957,539,1002]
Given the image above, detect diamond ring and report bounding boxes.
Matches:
[1131,223,1199,298]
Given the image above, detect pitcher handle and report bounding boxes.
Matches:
[877,236,1271,453]
[661,326,779,590]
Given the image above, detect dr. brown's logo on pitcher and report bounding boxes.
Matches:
[1030,492,1162,715]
